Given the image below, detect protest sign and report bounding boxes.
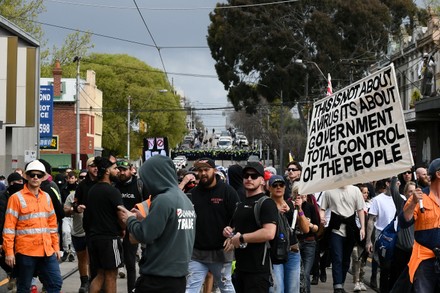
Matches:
[298,64,414,195]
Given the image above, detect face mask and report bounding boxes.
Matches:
[8,183,24,195]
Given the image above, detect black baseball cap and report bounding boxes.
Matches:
[243,162,265,178]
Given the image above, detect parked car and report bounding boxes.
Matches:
[217,136,233,150]
[236,135,249,147]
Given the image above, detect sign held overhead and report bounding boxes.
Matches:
[299,64,413,195]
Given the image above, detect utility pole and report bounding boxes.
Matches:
[279,90,284,174]
[127,96,131,160]
[73,56,81,170]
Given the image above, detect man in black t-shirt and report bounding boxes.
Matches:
[186,158,239,292]
[223,162,278,293]
[85,157,125,293]
[115,159,146,293]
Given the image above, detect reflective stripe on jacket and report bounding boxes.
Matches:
[2,184,59,257]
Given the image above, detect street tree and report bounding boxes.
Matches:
[83,53,187,158]
[207,0,419,111]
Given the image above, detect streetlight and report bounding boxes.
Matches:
[293,59,328,82]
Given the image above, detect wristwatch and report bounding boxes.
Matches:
[239,234,245,243]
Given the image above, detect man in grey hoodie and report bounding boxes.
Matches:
[118,155,196,293]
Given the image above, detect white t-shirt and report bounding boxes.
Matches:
[368,192,396,232]
[320,185,365,237]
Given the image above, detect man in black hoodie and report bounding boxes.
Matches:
[118,155,196,293]
[186,158,239,292]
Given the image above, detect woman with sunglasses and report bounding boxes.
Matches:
[268,175,309,293]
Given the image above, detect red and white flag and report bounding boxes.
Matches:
[326,73,333,96]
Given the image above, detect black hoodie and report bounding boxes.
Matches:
[127,155,196,277]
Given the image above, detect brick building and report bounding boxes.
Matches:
[40,61,103,170]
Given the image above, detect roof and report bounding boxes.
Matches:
[0,15,39,47]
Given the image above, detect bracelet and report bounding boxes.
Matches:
[298,211,304,216]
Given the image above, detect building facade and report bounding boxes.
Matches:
[389,8,440,167]
[0,15,40,175]
[40,62,103,170]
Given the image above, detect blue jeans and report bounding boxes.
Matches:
[330,232,355,289]
[186,260,235,293]
[413,258,440,292]
[270,251,301,293]
[299,240,316,293]
[15,253,62,293]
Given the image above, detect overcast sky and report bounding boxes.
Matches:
[39,0,230,129]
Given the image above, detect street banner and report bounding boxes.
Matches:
[298,64,414,195]
[39,85,54,147]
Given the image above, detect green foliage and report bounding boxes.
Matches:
[207,0,418,112]
[83,53,187,158]
[41,32,94,77]
[0,0,45,40]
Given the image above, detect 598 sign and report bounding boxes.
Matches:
[40,123,51,134]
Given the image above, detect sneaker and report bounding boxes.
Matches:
[311,276,319,285]
[118,269,125,278]
[61,251,68,262]
[68,253,75,262]
[359,282,367,291]
[354,282,361,292]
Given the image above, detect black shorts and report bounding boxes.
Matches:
[87,237,124,270]
[72,235,87,252]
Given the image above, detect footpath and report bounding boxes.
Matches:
[0,257,378,293]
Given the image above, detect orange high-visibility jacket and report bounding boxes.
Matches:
[3,184,59,257]
[134,196,152,218]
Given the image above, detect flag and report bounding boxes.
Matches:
[288,152,294,162]
[326,73,333,96]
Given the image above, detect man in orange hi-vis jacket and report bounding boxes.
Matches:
[402,158,440,292]
[3,160,62,292]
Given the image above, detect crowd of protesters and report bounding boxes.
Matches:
[0,154,439,293]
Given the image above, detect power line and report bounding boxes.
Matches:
[46,0,300,11]
[9,17,208,49]
[81,59,218,78]
[132,0,168,84]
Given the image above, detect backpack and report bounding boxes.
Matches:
[254,196,291,264]
[374,217,398,262]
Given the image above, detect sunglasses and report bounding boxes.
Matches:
[244,173,260,180]
[27,172,44,179]
[117,161,130,167]
[403,171,412,175]
[287,168,299,172]
[272,183,285,188]
[79,176,86,179]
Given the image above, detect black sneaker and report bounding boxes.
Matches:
[68,253,75,262]
[61,251,68,262]
[311,276,319,285]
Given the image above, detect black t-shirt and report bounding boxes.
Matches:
[191,180,239,250]
[115,177,143,211]
[85,182,124,239]
[233,193,278,273]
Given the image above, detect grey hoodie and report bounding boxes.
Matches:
[127,155,196,277]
